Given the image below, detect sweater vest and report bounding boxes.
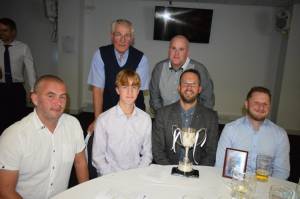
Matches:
[100,44,145,111]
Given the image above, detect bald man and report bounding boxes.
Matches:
[149,35,214,113]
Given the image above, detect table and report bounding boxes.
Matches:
[52,164,296,199]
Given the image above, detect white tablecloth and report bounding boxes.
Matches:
[52,164,296,199]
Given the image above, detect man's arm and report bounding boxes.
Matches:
[92,118,112,175]
[152,109,171,165]
[201,111,219,166]
[139,117,153,167]
[272,130,290,180]
[215,125,232,167]
[194,62,215,109]
[0,170,22,199]
[87,86,104,133]
[92,86,104,118]
[87,50,106,132]
[149,63,163,112]
[136,55,150,91]
[74,151,89,183]
[23,44,36,91]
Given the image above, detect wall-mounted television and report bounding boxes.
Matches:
[153,6,213,43]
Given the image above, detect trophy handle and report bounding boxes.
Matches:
[192,128,207,165]
[196,128,207,147]
[171,127,181,153]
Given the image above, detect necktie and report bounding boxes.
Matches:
[118,54,124,64]
[4,45,12,83]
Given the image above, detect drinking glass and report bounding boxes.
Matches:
[269,185,294,199]
[256,154,272,182]
[231,169,256,199]
[244,173,257,199]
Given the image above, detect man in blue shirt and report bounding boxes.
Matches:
[87,19,149,132]
[215,86,290,180]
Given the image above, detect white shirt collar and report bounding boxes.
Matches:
[32,109,63,132]
[168,57,190,71]
[114,48,129,60]
[0,39,18,46]
[116,103,137,118]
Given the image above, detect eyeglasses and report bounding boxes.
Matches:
[113,32,132,41]
[180,82,199,88]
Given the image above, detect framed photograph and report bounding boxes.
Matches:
[222,148,248,178]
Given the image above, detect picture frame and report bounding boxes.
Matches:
[222,148,248,178]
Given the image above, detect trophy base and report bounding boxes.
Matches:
[171,167,199,178]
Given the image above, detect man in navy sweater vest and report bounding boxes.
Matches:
[87,19,149,132]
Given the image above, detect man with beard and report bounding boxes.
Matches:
[215,86,290,180]
[152,69,218,165]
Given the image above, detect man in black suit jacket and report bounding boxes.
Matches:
[152,69,219,166]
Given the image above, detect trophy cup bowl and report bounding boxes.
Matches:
[171,127,207,178]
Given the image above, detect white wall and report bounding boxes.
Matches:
[277,4,300,134]
[58,0,84,112]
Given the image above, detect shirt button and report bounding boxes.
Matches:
[53,150,55,152]
[52,166,55,170]
[51,183,53,186]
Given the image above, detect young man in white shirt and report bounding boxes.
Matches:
[92,69,152,176]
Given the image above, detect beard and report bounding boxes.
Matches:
[247,109,267,122]
[179,92,198,104]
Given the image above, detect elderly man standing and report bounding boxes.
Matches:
[152,69,218,166]
[87,19,149,132]
[149,35,214,113]
[215,86,290,180]
[0,75,89,199]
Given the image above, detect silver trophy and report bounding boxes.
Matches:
[171,127,207,177]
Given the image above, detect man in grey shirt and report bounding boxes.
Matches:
[149,35,214,113]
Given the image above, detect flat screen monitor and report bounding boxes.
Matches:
[153,6,213,43]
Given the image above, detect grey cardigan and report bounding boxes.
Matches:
[149,58,215,112]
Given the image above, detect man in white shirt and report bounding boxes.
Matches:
[0,75,89,199]
[0,18,36,133]
[92,69,152,176]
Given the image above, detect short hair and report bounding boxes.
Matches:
[179,69,201,86]
[0,18,17,31]
[246,86,272,101]
[111,19,134,35]
[115,69,141,88]
[34,75,65,92]
[169,35,190,49]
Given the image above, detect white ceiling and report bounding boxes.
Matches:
[147,0,300,7]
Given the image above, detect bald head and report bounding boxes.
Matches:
[169,35,189,49]
[33,75,65,93]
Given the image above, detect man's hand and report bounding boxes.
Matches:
[87,120,95,134]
